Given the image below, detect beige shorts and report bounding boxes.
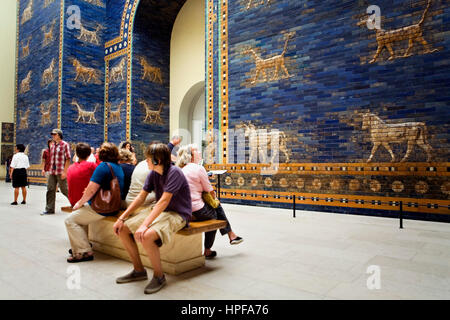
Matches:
[125,206,186,246]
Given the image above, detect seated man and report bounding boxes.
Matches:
[65,142,125,263]
[113,143,192,294]
[67,143,98,207]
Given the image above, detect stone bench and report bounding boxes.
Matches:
[85,211,227,275]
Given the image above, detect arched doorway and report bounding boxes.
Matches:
[177,81,205,154]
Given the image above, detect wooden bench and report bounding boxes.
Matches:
[61,207,227,275]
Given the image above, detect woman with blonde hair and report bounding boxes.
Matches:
[177,144,243,259]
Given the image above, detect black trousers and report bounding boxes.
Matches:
[192,203,232,249]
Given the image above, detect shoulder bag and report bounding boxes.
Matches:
[91,163,122,214]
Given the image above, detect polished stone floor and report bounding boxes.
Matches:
[0,182,449,300]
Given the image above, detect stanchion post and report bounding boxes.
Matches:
[399,200,403,229]
[293,195,296,218]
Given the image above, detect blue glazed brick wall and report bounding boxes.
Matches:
[16,0,61,164]
[209,0,450,216]
[63,0,106,150]
[227,0,450,163]
[129,0,186,148]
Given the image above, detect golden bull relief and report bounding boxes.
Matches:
[138,56,163,84]
[21,37,31,59]
[243,32,294,84]
[19,109,30,129]
[19,71,32,94]
[42,19,57,47]
[41,58,56,87]
[358,0,438,63]
[39,100,55,126]
[361,113,433,163]
[109,57,126,84]
[21,0,33,25]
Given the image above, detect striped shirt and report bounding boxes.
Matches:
[49,140,71,175]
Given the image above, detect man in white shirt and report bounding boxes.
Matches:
[125,159,155,207]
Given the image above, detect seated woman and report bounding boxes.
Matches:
[120,141,137,165]
[67,143,98,207]
[176,144,243,259]
[65,142,125,263]
[118,148,136,206]
[113,143,192,294]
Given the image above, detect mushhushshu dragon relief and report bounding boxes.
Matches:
[83,0,105,7]
[21,0,33,25]
[71,58,102,84]
[245,0,272,10]
[358,0,438,63]
[107,100,124,124]
[243,32,294,85]
[39,100,55,126]
[235,121,291,164]
[138,56,163,84]
[71,100,99,124]
[77,22,103,45]
[138,100,165,125]
[361,113,433,163]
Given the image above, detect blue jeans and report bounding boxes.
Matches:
[192,203,232,249]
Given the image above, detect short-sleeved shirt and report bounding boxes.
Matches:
[11,152,30,169]
[67,161,98,207]
[143,165,192,224]
[42,149,51,172]
[120,163,135,200]
[49,140,71,175]
[182,163,214,212]
[89,162,125,216]
[126,160,155,206]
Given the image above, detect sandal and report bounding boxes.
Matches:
[68,243,92,255]
[67,252,94,263]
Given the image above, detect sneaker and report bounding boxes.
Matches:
[230,236,244,245]
[116,270,148,284]
[21,201,26,204]
[10,202,18,205]
[204,250,217,259]
[144,275,166,294]
[41,211,55,215]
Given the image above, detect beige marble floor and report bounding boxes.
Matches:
[0,182,449,300]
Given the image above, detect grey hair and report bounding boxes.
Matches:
[118,148,134,163]
[176,143,198,168]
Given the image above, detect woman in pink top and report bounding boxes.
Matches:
[177,144,243,259]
